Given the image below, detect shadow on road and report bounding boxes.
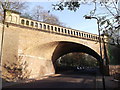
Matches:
[3,74,97,88]
[2,70,119,89]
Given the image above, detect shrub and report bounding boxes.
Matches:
[1,56,31,82]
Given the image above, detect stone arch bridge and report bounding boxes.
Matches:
[0,10,109,79]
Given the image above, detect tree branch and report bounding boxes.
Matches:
[112,0,119,15]
[102,2,115,16]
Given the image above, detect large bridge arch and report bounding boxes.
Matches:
[20,41,102,78]
[24,41,101,63]
[52,41,101,63]
[51,41,103,74]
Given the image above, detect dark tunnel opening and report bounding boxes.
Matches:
[52,41,102,75]
[55,52,100,75]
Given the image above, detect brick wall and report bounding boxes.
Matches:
[109,65,120,75]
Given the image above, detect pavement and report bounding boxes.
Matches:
[2,73,119,89]
[96,76,119,89]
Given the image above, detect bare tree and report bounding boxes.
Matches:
[43,13,64,26]
[0,0,27,21]
[31,5,44,21]
[0,0,26,11]
[31,5,65,26]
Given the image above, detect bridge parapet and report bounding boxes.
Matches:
[5,10,106,42]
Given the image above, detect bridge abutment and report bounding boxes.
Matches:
[19,55,55,79]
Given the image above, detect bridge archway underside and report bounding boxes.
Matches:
[52,41,101,63]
